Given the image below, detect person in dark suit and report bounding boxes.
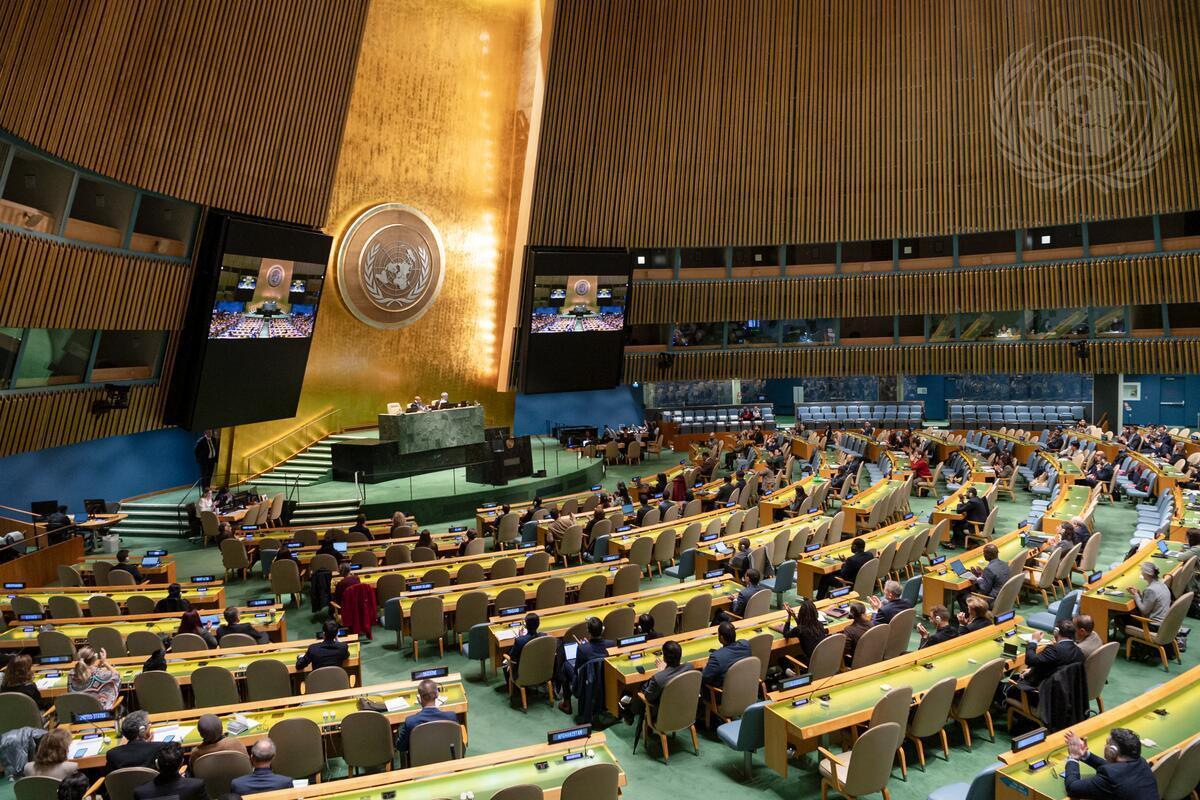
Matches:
[296,620,349,671]
[959,543,1010,613]
[1126,431,1144,452]
[619,639,694,722]
[216,606,268,644]
[105,711,165,770]
[818,537,874,598]
[724,569,767,620]
[728,538,754,578]
[950,487,988,547]
[917,605,959,649]
[869,580,913,625]
[133,743,205,800]
[1007,621,1084,703]
[348,514,373,539]
[1079,456,1114,489]
[193,430,218,490]
[634,497,655,525]
[153,583,191,613]
[558,616,615,714]
[501,613,544,689]
[395,679,457,754]
[701,622,751,691]
[45,505,74,544]
[113,549,142,583]
[635,613,663,641]
[229,739,295,795]
[1063,727,1158,800]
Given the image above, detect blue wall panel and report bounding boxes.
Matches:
[0,428,198,516]
[1121,374,1200,428]
[513,387,644,437]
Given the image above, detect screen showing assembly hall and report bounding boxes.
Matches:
[207,254,325,339]
[529,275,627,333]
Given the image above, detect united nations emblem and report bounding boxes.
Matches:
[336,203,446,328]
[266,264,285,287]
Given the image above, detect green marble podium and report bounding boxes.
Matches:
[377,404,485,454]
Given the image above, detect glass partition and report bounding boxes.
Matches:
[13,328,95,388]
[0,328,21,390]
[91,330,165,381]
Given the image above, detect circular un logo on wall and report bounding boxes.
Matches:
[336,203,446,329]
[266,264,285,287]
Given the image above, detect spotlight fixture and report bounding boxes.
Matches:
[92,384,131,415]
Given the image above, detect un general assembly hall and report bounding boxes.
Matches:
[3,2,1200,799]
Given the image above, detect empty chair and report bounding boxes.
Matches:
[628,537,655,577]
[906,676,957,770]
[850,624,889,670]
[134,670,184,713]
[612,564,642,596]
[1085,641,1119,713]
[10,596,44,617]
[601,606,636,640]
[125,630,165,656]
[950,657,1005,750]
[270,559,303,607]
[127,594,157,615]
[384,544,412,564]
[490,556,518,580]
[680,593,712,632]
[636,669,702,762]
[560,762,620,800]
[351,550,378,568]
[14,776,61,800]
[455,562,485,585]
[555,526,585,567]
[818,722,902,800]
[339,710,395,775]
[221,539,251,581]
[47,595,83,619]
[421,567,451,588]
[87,594,121,617]
[268,717,324,780]
[305,665,351,695]
[191,665,240,707]
[54,691,104,723]
[36,630,75,658]
[490,786,544,800]
[761,560,796,609]
[494,586,527,614]
[1164,735,1200,800]
[882,607,916,659]
[87,626,127,657]
[523,551,551,575]
[453,590,490,647]
[575,574,608,603]
[245,658,292,701]
[310,554,339,576]
[192,750,253,798]
[375,573,408,606]
[0,692,44,734]
[107,569,136,586]
[648,599,678,637]
[57,565,83,587]
[409,596,445,659]
[534,576,566,609]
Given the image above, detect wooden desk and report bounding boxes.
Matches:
[757,474,827,527]
[795,519,934,599]
[1128,450,1188,492]
[918,431,963,463]
[601,594,856,716]
[0,605,288,650]
[882,450,913,480]
[0,537,84,587]
[929,482,982,536]
[486,577,732,671]
[63,676,467,769]
[840,479,906,532]
[336,545,544,590]
[1168,487,1200,542]
[248,735,625,800]
[958,450,997,483]
[921,528,1030,612]
[474,487,606,534]
[1037,452,1083,486]
[1040,484,1093,533]
[73,555,178,584]
[32,636,361,697]
[764,619,1033,774]
[1,581,224,616]
[629,462,689,502]
[995,664,1200,799]
[982,430,1039,464]
[691,514,824,578]
[1078,539,1187,641]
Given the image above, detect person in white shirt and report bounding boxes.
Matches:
[196,490,216,513]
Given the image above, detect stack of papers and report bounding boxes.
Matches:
[152,725,194,743]
[385,697,410,712]
[35,677,59,690]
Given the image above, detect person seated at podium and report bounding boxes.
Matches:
[406,396,427,413]
[429,392,451,410]
[46,505,75,544]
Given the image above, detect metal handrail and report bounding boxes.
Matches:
[241,407,343,477]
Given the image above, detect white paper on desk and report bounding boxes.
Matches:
[385,697,410,712]
[152,725,194,743]
[232,714,260,731]
[35,678,59,690]
[435,695,447,706]
[495,630,515,641]
[70,739,104,759]
[1020,633,1036,644]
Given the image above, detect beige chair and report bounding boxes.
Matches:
[11,596,44,617]
[818,721,901,800]
[679,593,712,632]
[409,596,445,659]
[54,691,104,723]
[523,551,551,575]
[508,633,557,710]
[626,440,643,465]
[384,544,412,564]
[48,595,83,619]
[56,564,82,587]
[628,537,655,577]
[199,510,220,547]
[555,525,585,567]
[905,676,956,770]
[134,670,184,713]
[455,562,485,585]
[14,776,61,800]
[192,750,253,797]
[849,624,888,670]
[375,573,408,606]
[637,669,702,762]
[36,630,75,658]
[108,569,136,586]
[535,576,567,609]
[218,632,258,648]
[1053,543,1081,596]
[270,559,303,607]
[882,607,915,660]
[1153,750,1181,800]
[601,606,635,640]
[987,573,1025,617]
[454,590,490,646]
[648,599,678,636]
[221,538,251,581]
[612,564,642,596]
[496,513,521,549]
[560,762,620,800]
[1125,591,1192,670]
[411,546,437,563]
[706,656,760,727]
[862,686,912,779]
[495,587,527,614]
[1163,735,1200,800]
[785,632,846,680]
[294,529,319,547]
[409,718,466,767]
[848,557,880,600]
[349,532,370,543]
[170,632,210,653]
[490,557,518,580]
[339,710,395,774]
[729,588,771,621]
[192,665,240,707]
[421,567,451,588]
[87,593,122,618]
[464,538,486,557]
[964,507,997,550]
[491,786,544,800]
[650,529,676,575]
[305,665,350,694]
[1085,641,1119,713]
[246,658,293,701]
[125,629,165,656]
[575,574,608,603]
[104,767,157,800]
[1022,547,1063,605]
[309,554,338,575]
[950,657,1005,750]
[88,625,127,657]
[351,550,379,569]
[0,692,44,734]
[92,560,115,585]
[268,717,325,780]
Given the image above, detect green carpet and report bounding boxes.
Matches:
[8,458,1193,800]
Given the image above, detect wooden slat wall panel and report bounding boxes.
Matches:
[531,0,1200,248]
[0,231,191,330]
[629,252,1200,325]
[0,0,369,228]
[0,383,169,459]
[626,339,1200,383]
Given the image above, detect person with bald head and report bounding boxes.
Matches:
[406,396,426,413]
[1073,615,1102,658]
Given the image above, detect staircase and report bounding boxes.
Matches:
[251,431,369,487]
[288,497,361,527]
[113,501,190,537]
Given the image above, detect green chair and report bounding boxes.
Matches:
[339,710,395,774]
[245,658,292,701]
[191,665,240,707]
[134,670,184,713]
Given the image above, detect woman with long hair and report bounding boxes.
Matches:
[25,728,78,779]
[1,654,46,708]
[781,597,829,663]
[67,646,119,709]
[176,609,218,648]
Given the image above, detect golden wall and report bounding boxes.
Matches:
[229,0,542,470]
